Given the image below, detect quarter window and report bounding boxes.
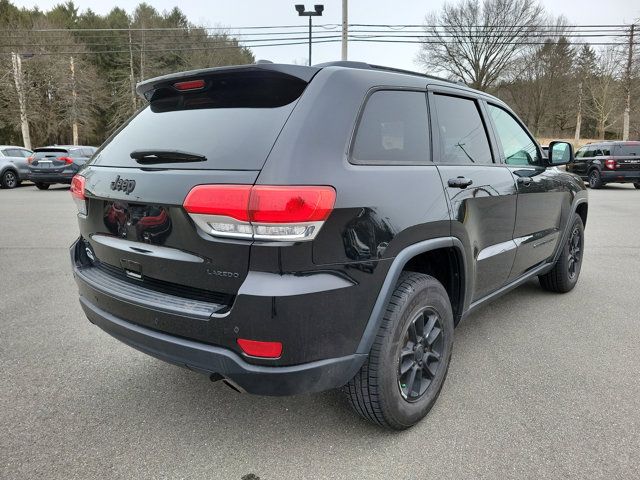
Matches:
[433,94,492,164]
[488,104,541,166]
[351,90,429,165]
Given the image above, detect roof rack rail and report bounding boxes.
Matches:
[368,64,463,85]
[315,61,464,86]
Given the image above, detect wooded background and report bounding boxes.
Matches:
[0,0,638,149]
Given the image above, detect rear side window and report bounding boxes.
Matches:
[68,148,86,157]
[351,90,429,165]
[90,71,308,170]
[615,144,640,156]
[433,94,492,165]
[2,148,21,157]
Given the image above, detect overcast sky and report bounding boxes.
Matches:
[11,0,640,70]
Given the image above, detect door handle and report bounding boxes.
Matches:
[517,177,532,187]
[448,176,473,189]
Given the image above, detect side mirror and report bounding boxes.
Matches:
[547,141,573,166]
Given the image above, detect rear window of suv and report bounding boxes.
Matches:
[89,71,308,171]
[614,144,640,156]
[34,148,86,158]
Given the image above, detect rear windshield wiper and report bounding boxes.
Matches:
[130,149,207,164]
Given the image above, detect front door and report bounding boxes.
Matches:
[430,91,518,302]
[485,103,571,280]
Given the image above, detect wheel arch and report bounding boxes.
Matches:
[1,165,19,183]
[355,237,468,355]
[587,164,601,175]
[576,202,588,228]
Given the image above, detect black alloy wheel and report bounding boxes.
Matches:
[567,225,582,280]
[589,170,603,189]
[398,307,444,401]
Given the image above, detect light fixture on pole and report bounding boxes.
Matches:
[295,4,324,66]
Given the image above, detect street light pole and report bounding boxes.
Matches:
[308,15,312,65]
[341,0,348,61]
[295,4,324,66]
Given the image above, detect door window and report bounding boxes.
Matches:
[351,90,429,165]
[433,94,492,164]
[2,148,22,157]
[488,104,541,167]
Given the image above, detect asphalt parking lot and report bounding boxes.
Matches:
[1,183,639,480]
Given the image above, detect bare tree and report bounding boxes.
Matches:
[417,0,546,90]
[585,47,623,139]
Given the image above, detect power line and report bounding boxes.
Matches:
[0,38,627,57]
[2,31,633,49]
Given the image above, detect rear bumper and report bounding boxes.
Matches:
[79,296,365,395]
[26,171,75,184]
[600,170,640,183]
[70,237,374,395]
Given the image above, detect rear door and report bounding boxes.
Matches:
[613,143,640,172]
[1,148,31,177]
[429,89,517,301]
[77,67,312,304]
[485,103,569,280]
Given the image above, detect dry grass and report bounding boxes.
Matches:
[537,137,606,148]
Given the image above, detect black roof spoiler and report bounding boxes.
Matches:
[136,63,321,101]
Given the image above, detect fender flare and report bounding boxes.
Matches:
[551,195,588,264]
[355,236,467,355]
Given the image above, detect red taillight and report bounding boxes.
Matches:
[173,79,205,91]
[70,175,87,215]
[27,156,34,164]
[70,175,85,200]
[183,185,336,241]
[237,338,282,358]
[605,158,617,170]
[183,185,251,221]
[58,156,73,164]
[249,186,336,223]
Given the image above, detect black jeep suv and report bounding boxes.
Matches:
[568,141,640,189]
[70,62,587,429]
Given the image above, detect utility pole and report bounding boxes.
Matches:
[139,26,145,81]
[11,52,31,150]
[128,28,137,111]
[295,5,324,66]
[574,81,583,143]
[622,24,635,141]
[70,56,79,145]
[341,0,348,61]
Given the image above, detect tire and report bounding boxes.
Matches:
[539,215,584,293]
[588,169,603,189]
[344,272,454,430]
[634,182,640,190]
[1,170,19,189]
[35,183,50,190]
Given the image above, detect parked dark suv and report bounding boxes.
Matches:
[568,141,640,189]
[28,145,97,189]
[70,62,588,429]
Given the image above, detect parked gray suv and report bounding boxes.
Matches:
[0,145,32,189]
